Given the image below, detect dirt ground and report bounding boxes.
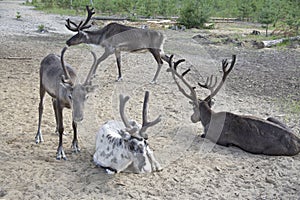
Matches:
[0,1,299,199]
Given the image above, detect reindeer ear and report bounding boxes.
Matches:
[60,82,73,90]
[85,85,98,93]
[207,98,214,107]
[119,130,131,141]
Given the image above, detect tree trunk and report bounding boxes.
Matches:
[261,35,300,48]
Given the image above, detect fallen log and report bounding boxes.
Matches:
[262,35,300,48]
[0,57,32,60]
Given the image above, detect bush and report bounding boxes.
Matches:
[178,0,211,29]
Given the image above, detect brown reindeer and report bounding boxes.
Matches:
[167,55,300,156]
[65,6,169,83]
[36,47,98,160]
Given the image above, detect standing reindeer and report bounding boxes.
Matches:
[167,55,300,156]
[93,91,162,173]
[65,6,169,83]
[36,47,98,160]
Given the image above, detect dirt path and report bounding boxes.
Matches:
[0,1,299,199]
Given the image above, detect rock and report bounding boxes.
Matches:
[214,166,221,172]
[265,177,276,185]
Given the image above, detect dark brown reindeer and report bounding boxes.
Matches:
[167,55,300,156]
[65,6,169,83]
[36,47,98,160]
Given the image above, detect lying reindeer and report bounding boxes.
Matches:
[93,91,162,173]
[167,55,300,156]
[36,47,98,160]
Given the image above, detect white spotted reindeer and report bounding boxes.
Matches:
[93,91,162,173]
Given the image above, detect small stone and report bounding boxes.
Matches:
[214,166,221,172]
[265,177,276,185]
[173,177,179,182]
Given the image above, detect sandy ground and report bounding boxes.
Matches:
[0,0,299,199]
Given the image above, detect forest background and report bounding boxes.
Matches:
[27,0,299,35]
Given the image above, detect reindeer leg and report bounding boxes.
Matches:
[267,117,293,132]
[52,99,68,136]
[71,121,80,153]
[115,50,123,81]
[146,146,162,172]
[56,102,66,160]
[51,98,59,134]
[149,48,163,84]
[35,85,45,144]
[93,48,113,76]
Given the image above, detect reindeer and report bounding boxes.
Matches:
[93,91,162,173]
[36,47,98,160]
[65,6,169,83]
[167,55,300,156]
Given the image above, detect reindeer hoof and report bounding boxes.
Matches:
[72,142,80,153]
[56,157,67,161]
[156,166,163,172]
[35,133,44,144]
[56,147,67,160]
[150,80,157,84]
[72,146,81,153]
[116,77,123,82]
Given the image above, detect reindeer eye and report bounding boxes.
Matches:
[129,143,135,151]
[85,95,89,100]
[68,94,72,100]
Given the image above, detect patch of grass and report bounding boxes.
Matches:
[37,24,45,32]
[24,1,80,16]
[38,7,79,16]
[16,11,21,19]
[276,96,300,115]
[288,99,300,114]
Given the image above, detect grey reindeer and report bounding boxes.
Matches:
[167,55,300,156]
[65,6,169,83]
[36,47,98,160]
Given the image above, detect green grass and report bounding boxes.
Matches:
[39,7,79,16]
[276,96,300,115]
[24,2,82,16]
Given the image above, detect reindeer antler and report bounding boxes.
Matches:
[200,55,236,102]
[119,94,138,135]
[65,6,95,32]
[166,55,198,104]
[139,91,162,139]
[60,47,74,85]
[84,50,98,85]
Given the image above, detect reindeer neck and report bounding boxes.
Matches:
[84,30,104,45]
[199,101,214,127]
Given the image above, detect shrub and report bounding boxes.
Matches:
[178,0,211,29]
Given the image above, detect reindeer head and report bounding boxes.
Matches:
[119,91,161,140]
[167,55,236,123]
[60,47,98,122]
[117,91,161,173]
[65,6,95,46]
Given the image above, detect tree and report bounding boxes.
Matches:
[237,0,256,21]
[257,0,276,36]
[178,0,211,29]
[285,0,300,35]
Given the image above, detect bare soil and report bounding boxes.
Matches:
[0,1,299,199]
